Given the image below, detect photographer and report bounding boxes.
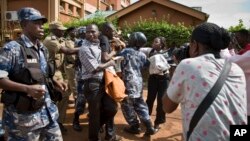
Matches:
[163,22,247,141]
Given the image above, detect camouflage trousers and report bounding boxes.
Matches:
[121,96,151,126]
[0,120,4,136]
[6,118,62,141]
[75,80,87,114]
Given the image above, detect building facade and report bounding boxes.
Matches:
[107,0,208,28]
[0,0,130,42]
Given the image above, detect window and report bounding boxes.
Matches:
[76,8,81,17]
[68,5,73,15]
[60,2,65,12]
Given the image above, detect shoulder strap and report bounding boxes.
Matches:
[16,38,29,67]
[148,48,155,57]
[187,59,232,140]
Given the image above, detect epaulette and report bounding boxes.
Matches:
[3,41,21,51]
[51,35,57,40]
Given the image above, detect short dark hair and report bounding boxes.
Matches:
[101,22,114,33]
[191,22,231,51]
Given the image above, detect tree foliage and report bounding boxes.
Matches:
[228,19,249,32]
[121,18,193,47]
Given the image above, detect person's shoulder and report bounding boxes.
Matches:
[3,40,21,51]
[44,35,58,42]
[99,34,108,40]
[178,57,198,70]
[120,48,132,54]
[79,41,90,51]
[138,50,147,58]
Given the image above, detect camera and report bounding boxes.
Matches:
[172,44,190,63]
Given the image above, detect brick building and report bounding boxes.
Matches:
[0,0,130,42]
[107,0,208,28]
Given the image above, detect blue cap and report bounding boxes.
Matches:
[78,26,86,34]
[17,7,47,23]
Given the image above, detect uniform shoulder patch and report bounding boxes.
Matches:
[51,35,57,40]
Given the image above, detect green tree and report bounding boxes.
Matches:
[228,19,246,32]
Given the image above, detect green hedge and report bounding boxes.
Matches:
[121,18,193,47]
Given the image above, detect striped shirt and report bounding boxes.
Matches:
[79,39,103,80]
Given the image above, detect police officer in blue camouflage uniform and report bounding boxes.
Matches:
[118,32,158,136]
[0,70,8,140]
[0,7,62,140]
[72,26,87,131]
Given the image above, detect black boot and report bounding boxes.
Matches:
[143,120,158,136]
[0,135,5,141]
[124,124,141,134]
[73,112,82,131]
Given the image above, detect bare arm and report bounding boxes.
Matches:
[94,59,115,72]
[101,50,117,62]
[52,78,68,93]
[162,93,179,113]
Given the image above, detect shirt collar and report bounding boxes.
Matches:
[20,34,45,50]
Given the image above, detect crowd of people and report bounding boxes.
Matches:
[0,7,249,141]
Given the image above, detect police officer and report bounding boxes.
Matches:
[64,27,78,104]
[0,70,8,140]
[72,26,87,131]
[0,7,63,140]
[43,21,79,133]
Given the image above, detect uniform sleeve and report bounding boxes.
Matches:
[0,41,20,73]
[65,40,75,49]
[43,38,61,59]
[140,53,149,68]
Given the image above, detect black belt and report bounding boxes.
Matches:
[150,74,169,78]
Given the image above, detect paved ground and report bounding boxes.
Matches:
[62,90,183,141]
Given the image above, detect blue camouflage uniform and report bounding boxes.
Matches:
[0,34,62,140]
[118,47,151,126]
[0,70,8,138]
[74,39,86,115]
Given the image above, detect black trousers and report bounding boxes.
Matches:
[83,78,118,141]
[146,74,169,125]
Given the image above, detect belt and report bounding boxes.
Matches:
[150,74,169,78]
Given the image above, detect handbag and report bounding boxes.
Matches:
[186,59,232,140]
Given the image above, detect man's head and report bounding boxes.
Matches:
[65,27,77,38]
[18,7,47,40]
[100,22,116,39]
[235,29,249,48]
[49,21,67,38]
[77,26,86,39]
[86,24,100,43]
